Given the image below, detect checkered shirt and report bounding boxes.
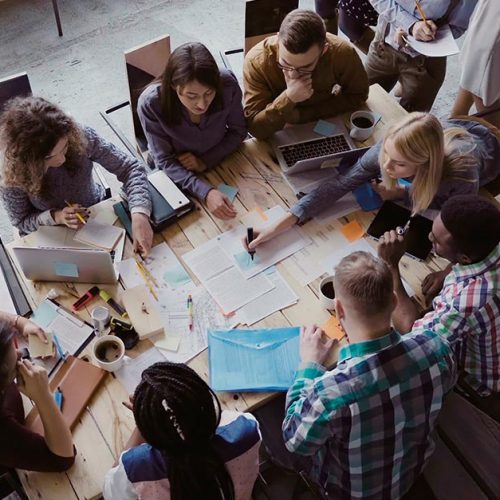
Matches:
[283,329,456,500]
[413,244,500,396]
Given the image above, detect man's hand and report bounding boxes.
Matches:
[131,212,153,257]
[378,229,407,268]
[16,359,51,402]
[205,189,237,220]
[284,73,314,103]
[300,325,335,366]
[411,20,437,41]
[18,317,48,343]
[177,153,207,173]
[54,205,89,229]
[421,267,451,303]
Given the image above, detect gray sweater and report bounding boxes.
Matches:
[290,119,500,222]
[1,126,152,235]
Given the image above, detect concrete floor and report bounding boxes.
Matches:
[0,0,464,242]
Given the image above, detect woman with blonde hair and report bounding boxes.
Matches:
[244,112,500,249]
[0,96,153,255]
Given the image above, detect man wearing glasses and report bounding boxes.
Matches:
[243,9,369,140]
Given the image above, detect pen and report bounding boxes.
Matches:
[99,290,128,318]
[247,227,255,261]
[64,200,86,225]
[54,387,64,410]
[72,286,100,311]
[397,217,413,236]
[187,294,193,331]
[53,334,66,360]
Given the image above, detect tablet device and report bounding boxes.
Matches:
[366,202,433,261]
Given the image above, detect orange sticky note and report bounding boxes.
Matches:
[322,316,345,341]
[341,220,364,242]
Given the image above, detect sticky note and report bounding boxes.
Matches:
[154,333,181,352]
[163,264,192,289]
[234,250,259,271]
[322,316,345,341]
[54,262,79,278]
[218,183,239,202]
[31,301,58,328]
[314,120,337,137]
[341,220,365,242]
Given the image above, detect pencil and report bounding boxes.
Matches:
[135,259,158,301]
[135,257,159,287]
[64,200,86,225]
[414,0,427,23]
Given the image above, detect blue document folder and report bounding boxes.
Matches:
[208,327,300,392]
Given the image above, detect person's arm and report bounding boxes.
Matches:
[291,143,382,223]
[199,73,248,168]
[294,45,369,124]
[243,53,298,140]
[137,97,214,201]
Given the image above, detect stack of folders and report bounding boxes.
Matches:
[208,327,300,392]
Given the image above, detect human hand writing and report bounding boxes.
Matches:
[411,20,437,41]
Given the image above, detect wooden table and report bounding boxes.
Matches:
[8,85,450,500]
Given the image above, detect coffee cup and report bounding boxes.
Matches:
[92,335,125,372]
[319,275,336,311]
[349,111,376,141]
[91,306,110,336]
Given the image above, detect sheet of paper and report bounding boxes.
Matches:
[74,219,124,251]
[314,193,360,224]
[406,24,459,57]
[115,347,167,394]
[236,268,298,326]
[182,239,234,281]
[209,327,301,391]
[116,242,193,291]
[218,206,312,279]
[23,226,89,249]
[217,183,239,202]
[89,197,119,225]
[340,220,365,242]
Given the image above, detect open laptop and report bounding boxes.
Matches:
[12,247,118,283]
[271,117,369,175]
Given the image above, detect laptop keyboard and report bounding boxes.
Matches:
[279,135,350,168]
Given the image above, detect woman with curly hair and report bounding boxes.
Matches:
[0,96,153,255]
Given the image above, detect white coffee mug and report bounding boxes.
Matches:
[92,335,125,372]
[349,111,376,141]
[318,275,336,311]
[91,306,110,336]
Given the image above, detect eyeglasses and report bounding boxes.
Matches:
[277,50,323,76]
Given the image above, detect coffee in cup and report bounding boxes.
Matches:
[350,111,376,141]
[319,275,336,311]
[92,335,125,372]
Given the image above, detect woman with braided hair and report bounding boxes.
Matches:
[103,362,261,500]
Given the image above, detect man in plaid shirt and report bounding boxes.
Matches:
[283,252,456,499]
[378,195,500,411]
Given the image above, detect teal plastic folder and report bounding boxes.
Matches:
[208,327,300,392]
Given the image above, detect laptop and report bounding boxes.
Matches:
[271,117,369,175]
[12,246,118,283]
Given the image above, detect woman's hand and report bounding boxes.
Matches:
[372,181,406,201]
[241,213,299,251]
[131,213,154,257]
[17,316,48,343]
[16,359,51,402]
[177,153,207,173]
[53,205,89,229]
[205,189,237,220]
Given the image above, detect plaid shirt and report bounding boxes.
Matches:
[413,244,500,396]
[283,329,456,500]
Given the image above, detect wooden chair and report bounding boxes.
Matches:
[100,34,171,164]
[220,0,298,83]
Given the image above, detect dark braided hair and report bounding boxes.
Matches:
[133,362,235,500]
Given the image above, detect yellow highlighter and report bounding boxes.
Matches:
[64,200,86,225]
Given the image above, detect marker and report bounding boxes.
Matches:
[396,218,413,236]
[247,227,255,261]
[99,290,128,318]
[64,200,87,225]
[187,295,194,331]
[72,286,100,311]
[53,334,66,361]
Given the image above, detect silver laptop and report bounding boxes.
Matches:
[271,117,366,175]
[12,246,118,283]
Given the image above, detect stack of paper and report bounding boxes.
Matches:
[74,219,124,252]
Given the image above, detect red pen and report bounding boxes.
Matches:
[72,286,100,311]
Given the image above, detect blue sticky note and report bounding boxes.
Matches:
[234,250,259,271]
[31,300,58,329]
[54,262,79,278]
[314,120,337,137]
[163,264,192,289]
[217,183,239,202]
[353,183,383,211]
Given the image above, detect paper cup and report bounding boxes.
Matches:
[91,306,110,336]
[92,335,125,372]
[319,275,336,311]
[349,111,376,141]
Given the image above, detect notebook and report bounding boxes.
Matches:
[74,219,125,252]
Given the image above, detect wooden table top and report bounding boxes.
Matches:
[8,85,450,500]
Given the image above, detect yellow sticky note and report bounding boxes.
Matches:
[29,331,54,358]
[322,316,345,341]
[341,220,364,242]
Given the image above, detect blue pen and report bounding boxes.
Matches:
[54,388,63,410]
[53,334,66,360]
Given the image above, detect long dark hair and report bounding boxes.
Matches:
[133,362,235,500]
[160,42,222,125]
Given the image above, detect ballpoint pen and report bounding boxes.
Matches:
[53,334,66,360]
